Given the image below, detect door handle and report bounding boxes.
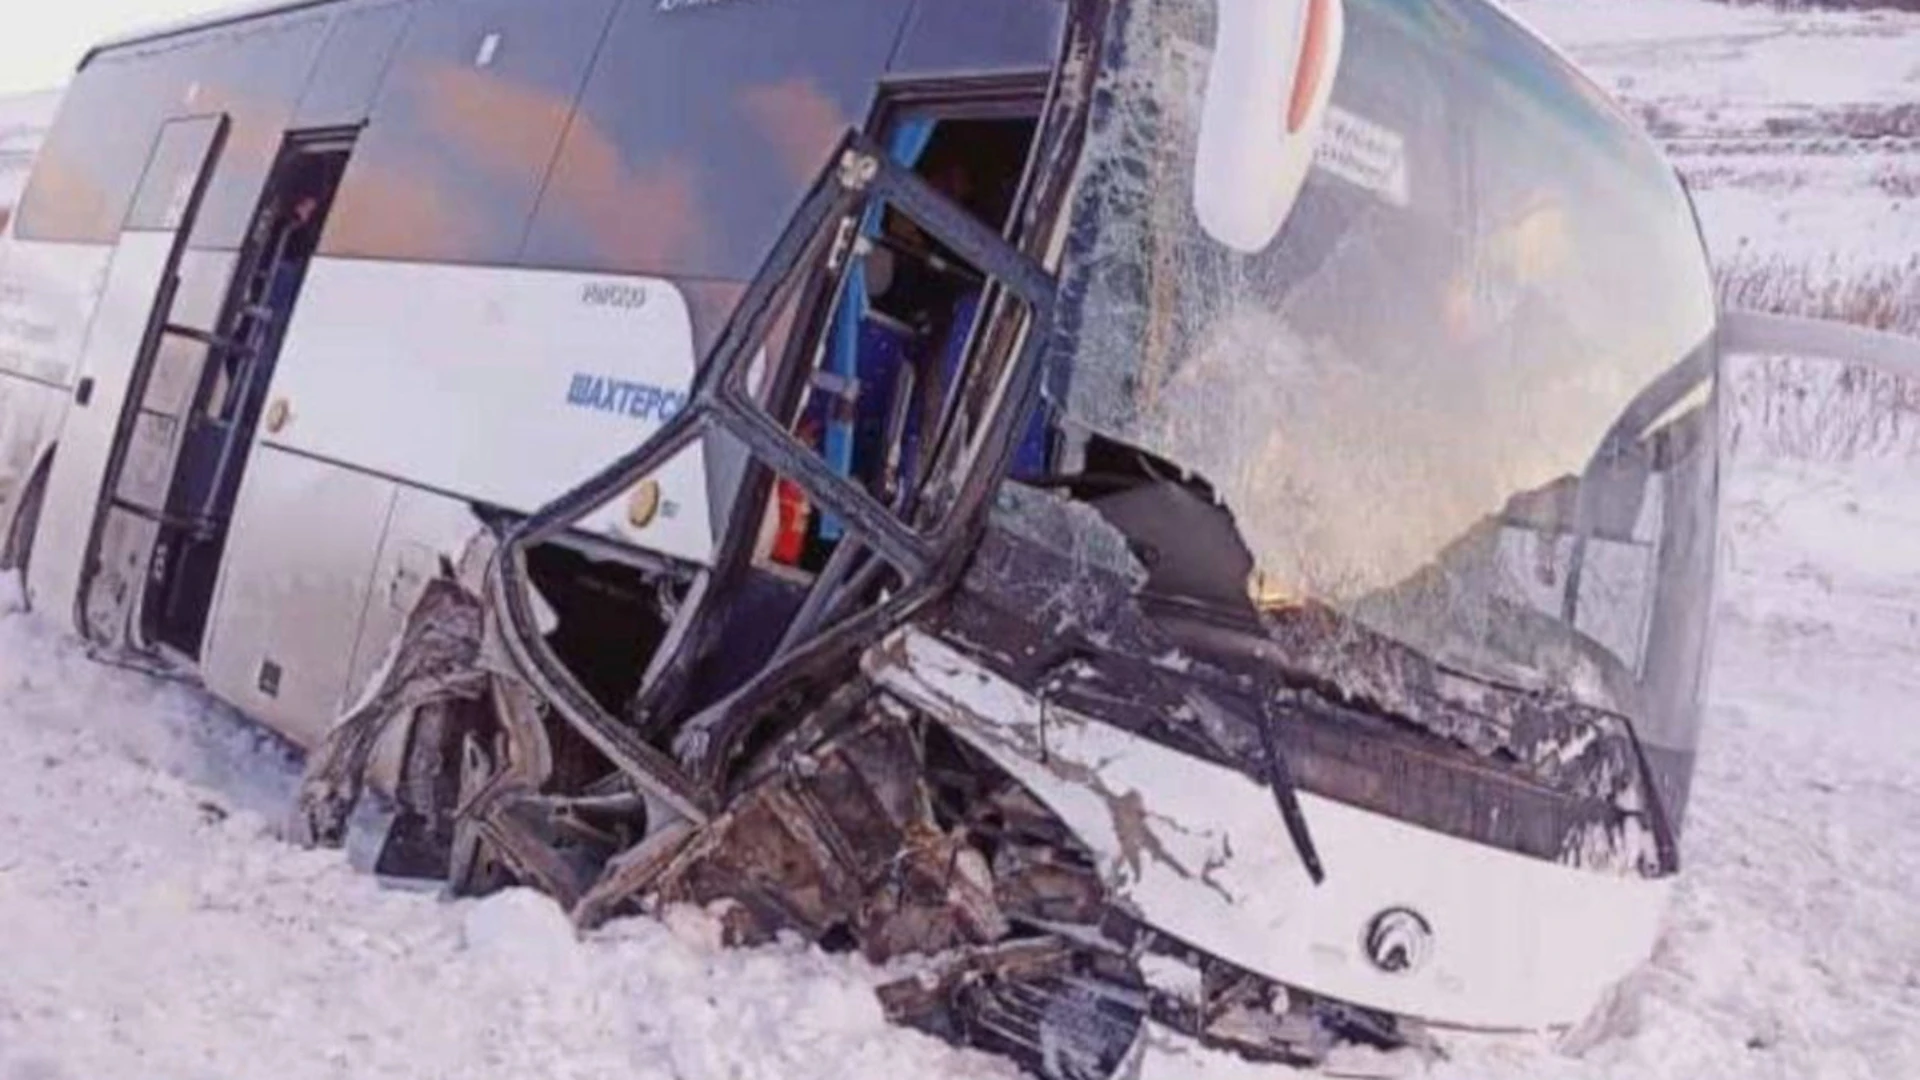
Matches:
[75,377,94,407]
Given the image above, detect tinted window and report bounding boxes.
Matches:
[125,116,229,232]
[15,44,197,242]
[185,14,332,249]
[522,0,913,281]
[891,0,1065,77]
[293,1,415,129]
[321,0,618,264]
[17,12,330,247]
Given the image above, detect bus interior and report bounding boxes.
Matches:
[511,99,1044,791]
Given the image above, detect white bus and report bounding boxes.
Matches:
[0,0,1753,1073]
[0,89,58,233]
[0,0,1059,744]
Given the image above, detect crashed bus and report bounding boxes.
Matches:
[0,0,1730,1073]
[0,95,54,236]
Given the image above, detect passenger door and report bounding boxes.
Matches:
[27,115,230,642]
[480,129,1060,812]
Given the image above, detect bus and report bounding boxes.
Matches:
[0,89,58,234]
[0,0,1728,1074]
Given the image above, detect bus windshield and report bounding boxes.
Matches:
[1037,0,1721,825]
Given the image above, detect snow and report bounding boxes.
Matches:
[1510,0,1920,110]
[5,3,1920,1079]
[0,587,1021,1080]
[1511,0,1920,269]
[20,448,1918,1080]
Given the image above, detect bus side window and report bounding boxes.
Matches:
[320,0,619,265]
[13,53,181,244]
[521,0,916,282]
[811,115,1039,528]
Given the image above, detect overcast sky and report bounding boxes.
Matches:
[1,0,232,95]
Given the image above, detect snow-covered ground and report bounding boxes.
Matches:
[1510,0,1920,271]
[14,446,1917,1080]
[0,584,1026,1080]
[5,3,1920,1079]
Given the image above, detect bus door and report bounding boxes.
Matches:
[25,114,230,645]
[139,130,355,660]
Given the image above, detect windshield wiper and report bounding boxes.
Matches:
[1186,685,1325,885]
[1259,691,1327,885]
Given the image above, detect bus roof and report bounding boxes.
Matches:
[81,0,344,70]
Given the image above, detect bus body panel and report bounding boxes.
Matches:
[199,453,479,774]
[340,481,483,714]
[25,232,178,630]
[198,444,399,746]
[258,257,713,564]
[0,241,112,555]
[2,0,1059,752]
[338,481,486,793]
[0,0,1067,746]
[0,380,66,556]
[877,627,1675,1030]
[0,240,113,388]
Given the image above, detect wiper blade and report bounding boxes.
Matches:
[1189,685,1325,886]
[1257,687,1326,885]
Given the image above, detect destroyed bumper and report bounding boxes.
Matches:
[865,626,1672,1033]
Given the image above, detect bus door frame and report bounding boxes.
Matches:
[27,113,231,646]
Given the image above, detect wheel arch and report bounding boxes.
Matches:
[2,440,57,575]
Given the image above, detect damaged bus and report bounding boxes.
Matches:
[0,0,1737,1074]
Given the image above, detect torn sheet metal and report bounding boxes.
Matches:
[291,533,503,850]
[270,2,1734,1071]
[945,518,1663,874]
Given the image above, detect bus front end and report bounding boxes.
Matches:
[297,1,1720,1074]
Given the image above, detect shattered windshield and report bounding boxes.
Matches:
[1032,0,1720,821]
